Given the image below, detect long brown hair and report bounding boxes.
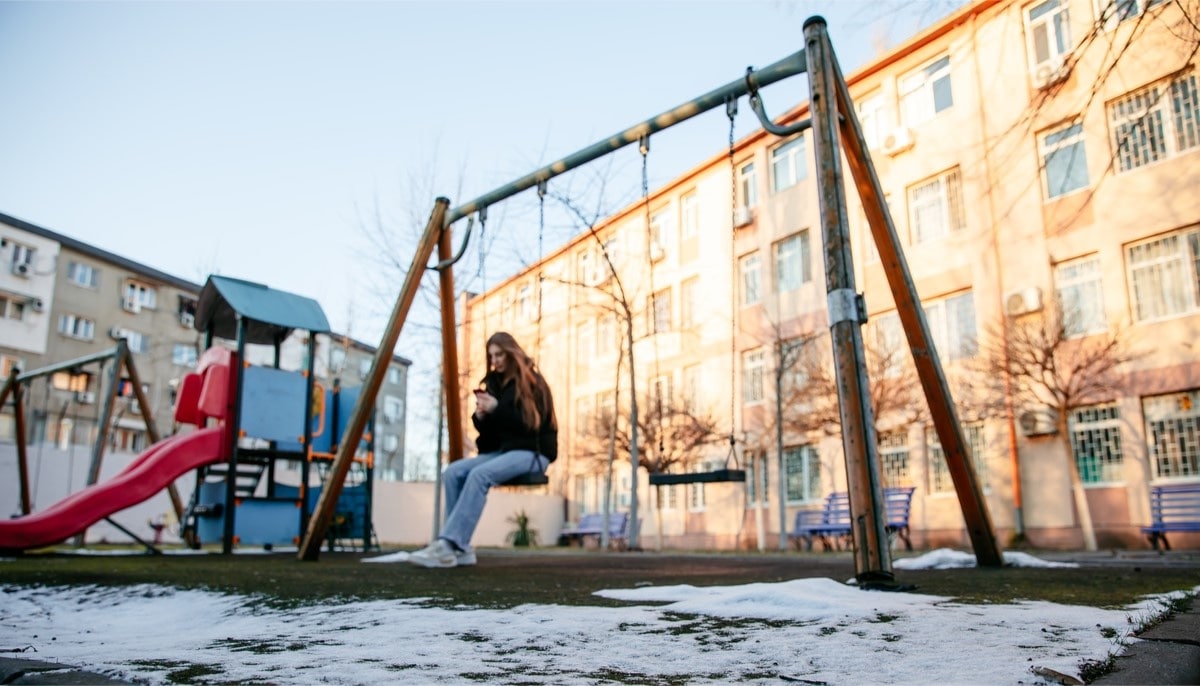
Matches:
[483,331,557,432]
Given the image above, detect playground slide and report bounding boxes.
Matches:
[0,427,227,552]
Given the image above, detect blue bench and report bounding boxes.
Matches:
[790,487,916,552]
[1142,483,1200,551]
[561,512,630,548]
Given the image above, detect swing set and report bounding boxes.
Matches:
[299,17,1004,583]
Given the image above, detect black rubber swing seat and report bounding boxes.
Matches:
[501,471,549,487]
[648,469,746,486]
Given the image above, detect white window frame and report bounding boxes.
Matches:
[0,296,25,321]
[1055,256,1107,336]
[928,422,986,493]
[680,277,698,330]
[784,445,821,504]
[1127,228,1200,322]
[67,261,99,288]
[1069,403,1124,484]
[57,314,96,341]
[680,191,699,241]
[1026,0,1072,69]
[649,207,672,255]
[387,366,402,385]
[739,252,762,306]
[908,168,965,243]
[741,348,765,404]
[773,231,812,293]
[596,313,617,359]
[738,161,758,209]
[383,395,403,424]
[1040,121,1089,199]
[899,55,953,127]
[1110,72,1199,172]
[1143,391,1200,480]
[770,135,807,192]
[923,291,977,362]
[172,343,198,368]
[123,281,158,309]
[1097,0,1168,30]
[682,364,701,412]
[649,288,672,334]
[857,91,888,150]
[879,430,913,488]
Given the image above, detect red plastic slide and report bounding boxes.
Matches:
[0,427,227,552]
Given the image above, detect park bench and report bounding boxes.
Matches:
[1142,482,1200,551]
[560,512,630,549]
[790,486,916,552]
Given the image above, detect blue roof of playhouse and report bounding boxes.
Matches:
[195,275,330,344]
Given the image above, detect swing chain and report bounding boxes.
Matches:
[726,95,741,469]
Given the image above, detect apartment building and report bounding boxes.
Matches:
[458,0,1199,550]
[0,212,411,482]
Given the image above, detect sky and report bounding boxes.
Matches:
[0,0,966,469]
[2,548,1196,685]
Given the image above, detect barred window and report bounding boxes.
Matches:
[1109,72,1199,172]
[879,430,912,487]
[928,423,986,493]
[1127,228,1200,322]
[1143,391,1200,480]
[784,445,821,503]
[909,168,965,243]
[1070,404,1124,483]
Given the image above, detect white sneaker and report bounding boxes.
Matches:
[408,539,457,568]
[455,547,477,566]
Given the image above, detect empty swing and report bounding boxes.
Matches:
[646,104,747,487]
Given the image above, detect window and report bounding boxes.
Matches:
[597,313,617,358]
[387,366,402,385]
[575,396,594,436]
[899,55,953,126]
[1098,0,1168,29]
[1143,391,1199,479]
[784,445,821,503]
[738,161,758,209]
[1055,256,1107,336]
[123,281,158,309]
[121,329,150,354]
[576,320,595,360]
[10,242,34,270]
[383,396,403,424]
[857,91,887,149]
[67,262,99,288]
[0,295,26,321]
[779,336,814,393]
[1127,228,1200,321]
[649,289,672,334]
[680,191,699,240]
[680,277,698,330]
[649,208,672,255]
[923,291,977,362]
[0,354,24,378]
[1070,404,1123,483]
[381,434,400,452]
[661,482,680,510]
[172,343,198,368]
[773,231,812,292]
[741,348,765,404]
[1110,72,1199,172]
[1026,0,1072,68]
[651,375,672,417]
[359,358,372,379]
[330,348,347,373]
[879,430,912,487]
[771,135,807,192]
[1040,121,1089,198]
[928,422,986,493]
[909,168,965,243]
[57,314,95,341]
[682,364,701,411]
[739,252,762,306]
[746,452,769,506]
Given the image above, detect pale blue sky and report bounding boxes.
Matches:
[0,0,962,466]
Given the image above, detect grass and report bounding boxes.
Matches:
[1,545,1197,612]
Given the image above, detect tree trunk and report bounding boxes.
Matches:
[1061,413,1097,551]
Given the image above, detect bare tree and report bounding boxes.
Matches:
[975,300,1141,550]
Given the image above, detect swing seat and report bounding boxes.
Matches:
[501,471,549,487]
[649,469,746,486]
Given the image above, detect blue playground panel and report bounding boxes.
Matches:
[194,481,302,547]
[239,366,307,445]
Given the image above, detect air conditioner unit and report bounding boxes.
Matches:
[11,262,30,278]
[121,294,141,313]
[109,326,130,340]
[649,242,666,263]
[734,206,754,228]
[1018,407,1058,436]
[76,391,96,405]
[180,312,195,328]
[28,298,44,313]
[1004,286,1044,317]
[881,127,915,156]
[1033,56,1069,90]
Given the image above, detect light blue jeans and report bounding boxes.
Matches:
[439,450,549,551]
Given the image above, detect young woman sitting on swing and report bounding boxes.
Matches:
[409,331,557,568]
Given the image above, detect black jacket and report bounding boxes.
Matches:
[472,372,558,462]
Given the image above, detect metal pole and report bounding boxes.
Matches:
[823,19,1003,567]
[222,317,248,554]
[803,16,893,584]
[299,198,450,561]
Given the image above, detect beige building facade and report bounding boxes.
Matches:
[458,0,1198,551]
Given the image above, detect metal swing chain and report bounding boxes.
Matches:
[640,134,664,455]
[478,207,489,337]
[726,94,740,468]
[536,181,546,359]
